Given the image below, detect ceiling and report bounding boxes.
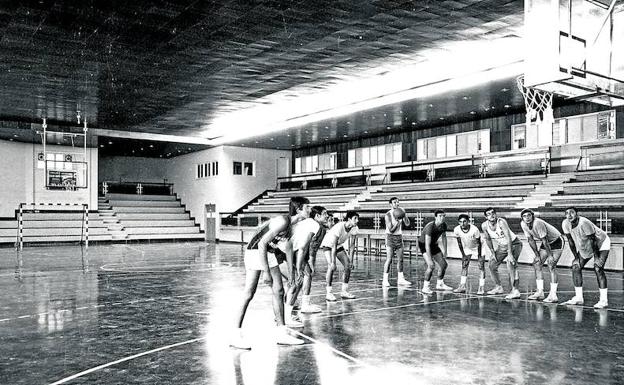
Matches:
[0,0,530,156]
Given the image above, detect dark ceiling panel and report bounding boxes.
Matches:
[0,0,528,156]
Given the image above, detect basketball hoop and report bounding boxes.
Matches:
[516,75,554,124]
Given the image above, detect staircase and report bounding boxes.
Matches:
[98,197,128,241]
[514,173,574,209]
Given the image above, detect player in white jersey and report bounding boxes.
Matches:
[481,207,522,299]
[561,207,611,308]
[284,205,328,324]
[382,197,412,287]
[453,214,484,294]
[520,209,564,303]
[320,211,359,301]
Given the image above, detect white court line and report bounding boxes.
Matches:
[47,337,205,385]
[289,330,370,368]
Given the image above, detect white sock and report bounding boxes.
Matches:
[536,279,544,292]
[326,286,332,294]
[384,272,389,281]
[600,288,608,302]
[398,272,405,280]
[460,276,467,285]
[342,283,349,292]
[437,279,444,286]
[574,286,583,299]
[550,282,558,296]
[479,278,485,287]
[285,304,293,318]
[423,280,430,288]
[302,295,310,307]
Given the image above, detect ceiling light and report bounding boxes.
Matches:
[108,141,112,145]
[100,144,104,147]
[504,104,511,108]
[501,88,509,92]
[205,38,523,145]
[470,111,476,114]
[149,144,154,148]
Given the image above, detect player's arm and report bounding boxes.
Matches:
[348,233,357,264]
[257,216,289,283]
[523,224,540,258]
[425,234,433,257]
[298,232,314,274]
[403,214,410,227]
[441,231,447,258]
[386,212,400,233]
[477,232,483,258]
[499,218,513,257]
[456,235,466,258]
[564,233,580,259]
[481,222,496,256]
[308,227,325,273]
[588,233,602,263]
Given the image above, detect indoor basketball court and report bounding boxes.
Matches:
[1,1,624,384]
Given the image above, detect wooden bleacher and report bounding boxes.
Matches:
[103,193,204,241]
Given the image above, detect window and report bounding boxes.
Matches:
[197,161,218,178]
[346,143,402,167]
[244,162,254,176]
[213,162,218,176]
[512,126,526,149]
[233,161,242,175]
[417,129,490,160]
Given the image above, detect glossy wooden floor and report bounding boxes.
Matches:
[1,242,623,385]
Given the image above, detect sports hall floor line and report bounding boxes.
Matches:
[290,329,371,368]
[47,337,206,385]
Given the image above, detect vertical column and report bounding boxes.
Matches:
[17,204,23,251]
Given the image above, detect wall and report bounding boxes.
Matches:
[99,156,169,184]
[0,139,98,217]
[164,145,291,237]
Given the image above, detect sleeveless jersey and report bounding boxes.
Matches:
[246,215,291,252]
[484,218,517,248]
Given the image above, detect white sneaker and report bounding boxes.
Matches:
[275,327,304,346]
[397,277,412,286]
[436,282,453,291]
[382,279,390,287]
[527,291,545,301]
[230,333,251,350]
[453,284,466,293]
[326,292,337,301]
[487,286,504,295]
[505,289,521,299]
[421,286,433,295]
[477,286,485,295]
[562,296,584,306]
[593,299,608,309]
[543,294,558,303]
[285,317,304,328]
[300,304,322,313]
[340,291,356,299]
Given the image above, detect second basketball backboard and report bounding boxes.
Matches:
[524,0,624,106]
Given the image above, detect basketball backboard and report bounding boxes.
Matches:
[524,0,624,106]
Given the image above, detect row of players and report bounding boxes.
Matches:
[230,196,611,349]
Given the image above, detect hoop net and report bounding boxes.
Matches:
[516,75,554,124]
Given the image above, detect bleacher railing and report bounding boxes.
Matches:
[101,180,174,196]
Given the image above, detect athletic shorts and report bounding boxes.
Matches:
[462,247,479,258]
[540,236,564,251]
[386,234,404,251]
[418,241,441,256]
[320,245,346,254]
[244,248,286,270]
[493,238,522,262]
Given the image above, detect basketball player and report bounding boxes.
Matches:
[383,197,412,287]
[418,209,453,294]
[520,208,564,302]
[453,214,484,294]
[320,210,360,301]
[284,205,328,322]
[230,196,310,349]
[561,207,610,308]
[481,207,522,299]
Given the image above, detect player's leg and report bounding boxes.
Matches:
[593,243,610,308]
[300,263,322,313]
[383,235,394,286]
[504,240,522,299]
[336,249,355,299]
[324,248,337,301]
[432,251,452,291]
[269,265,304,345]
[544,238,563,303]
[420,243,435,294]
[487,249,505,294]
[454,252,472,293]
[528,249,548,300]
[477,253,486,294]
[562,256,589,305]
[395,239,411,286]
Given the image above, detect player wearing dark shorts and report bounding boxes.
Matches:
[418,209,453,294]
